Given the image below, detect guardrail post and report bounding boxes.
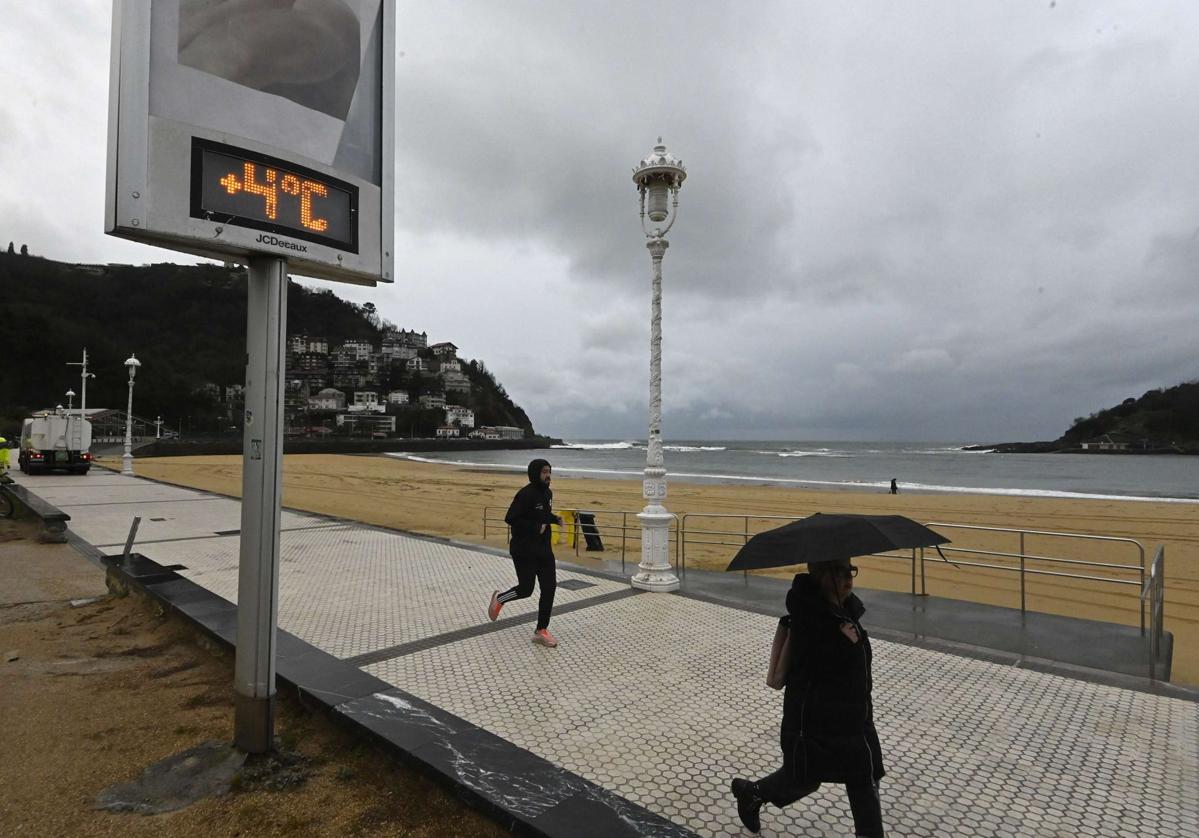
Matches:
[910,547,916,595]
[919,546,927,595]
[1019,531,1026,615]
[620,512,627,573]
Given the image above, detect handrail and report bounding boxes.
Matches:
[1139,545,1166,680]
[925,522,1147,633]
[677,512,1150,629]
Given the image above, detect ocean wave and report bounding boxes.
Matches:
[552,441,643,450]
[770,449,852,458]
[665,445,726,452]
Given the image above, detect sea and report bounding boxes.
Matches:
[388,440,1199,503]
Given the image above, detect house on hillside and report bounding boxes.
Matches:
[436,425,461,438]
[1080,433,1130,451]
[445,406,474,428]
[308,388,346,411]
[430,341,458,359]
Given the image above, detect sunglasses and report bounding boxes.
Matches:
[830,564,859,580]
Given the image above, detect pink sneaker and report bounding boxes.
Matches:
[487,591,502,622]
[532,628,558,648]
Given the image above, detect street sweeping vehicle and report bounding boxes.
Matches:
[18,408,93,474]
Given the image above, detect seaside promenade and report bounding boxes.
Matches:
[10,468,1198,837]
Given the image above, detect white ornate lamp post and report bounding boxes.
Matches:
[630,138,686,592]
[155,415,163,439]
[122,354,141,476]
[65,389,75,411]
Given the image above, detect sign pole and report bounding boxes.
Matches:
[233,255,287,753]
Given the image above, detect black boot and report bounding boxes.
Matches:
[730,778,763,833]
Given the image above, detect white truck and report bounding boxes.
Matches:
[18,409,93,474]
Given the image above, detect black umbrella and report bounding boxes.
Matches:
[725,513,950,572]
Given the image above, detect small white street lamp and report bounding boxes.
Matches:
[630,138,686,592]
[65,389,76,411]
[155,415,163,439]
[122,353,141,476]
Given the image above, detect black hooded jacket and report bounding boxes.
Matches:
[780,572,885,784]
[505,459,558,559]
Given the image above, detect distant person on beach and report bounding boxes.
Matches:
[730,559,886,836]
[890,478,898,495]
[488,458,563,647]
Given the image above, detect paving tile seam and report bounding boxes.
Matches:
[343,588,641,667]
[88,524,351,549]
[55,497,224,507]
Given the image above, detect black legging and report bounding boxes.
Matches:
[496,552,557,630]
[756,732,884,837]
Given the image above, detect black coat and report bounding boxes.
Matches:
[505,481,556,560]
[780,573,885,785]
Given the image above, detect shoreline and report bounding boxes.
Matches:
[387,452,1199,504]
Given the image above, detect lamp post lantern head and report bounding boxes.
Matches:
[633,138,686,232]
[125,353,141,380]
[66,389,76,398]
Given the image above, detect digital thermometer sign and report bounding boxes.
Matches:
[190,138,358,252]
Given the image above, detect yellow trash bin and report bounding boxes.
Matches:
[551,509,576,548]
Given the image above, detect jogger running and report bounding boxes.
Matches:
[488,458,563,647]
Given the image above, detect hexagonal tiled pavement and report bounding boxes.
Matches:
[367,595,1199,837]
[141,527,628,659]
[19,470,1199,836]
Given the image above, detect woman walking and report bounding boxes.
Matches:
[487,458,563,647]
[731,558,886,836]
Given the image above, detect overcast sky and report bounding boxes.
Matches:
[3,2,1198,442]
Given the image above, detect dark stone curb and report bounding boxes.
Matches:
[103,553,696,838]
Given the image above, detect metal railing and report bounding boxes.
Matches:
[677,513,1149,627]
[482,506,681,575]
[922,522,1147,633]
[1140,545,1167,680]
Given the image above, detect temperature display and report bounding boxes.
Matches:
[190,138,357,252]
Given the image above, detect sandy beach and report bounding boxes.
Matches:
[107,453,1198,687]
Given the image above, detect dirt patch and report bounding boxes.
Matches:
[0,516,507,837]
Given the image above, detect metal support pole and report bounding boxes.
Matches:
[122,374,135,476]
[632,237,679,592]
[1019,532,1026,615]
[920,546,927,595]
[234,257,287,754]
[911,547,916,595]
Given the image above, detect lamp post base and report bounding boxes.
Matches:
[631,506,680,592]
[121,452,134,476]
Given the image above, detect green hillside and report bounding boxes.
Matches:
[0,250,535,439]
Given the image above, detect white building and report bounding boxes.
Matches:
[418,393,446,409]
[493,425,524,439]
[340,339,374,361]
[381,338,418,361]
[387,390,410,405]
[349,391,385,413]
[430,341,458,358]
[336,414,396,434]
[308,388,346,411]
[405,357,428,373]
[445,405,475,428]
[436,425,461,438]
